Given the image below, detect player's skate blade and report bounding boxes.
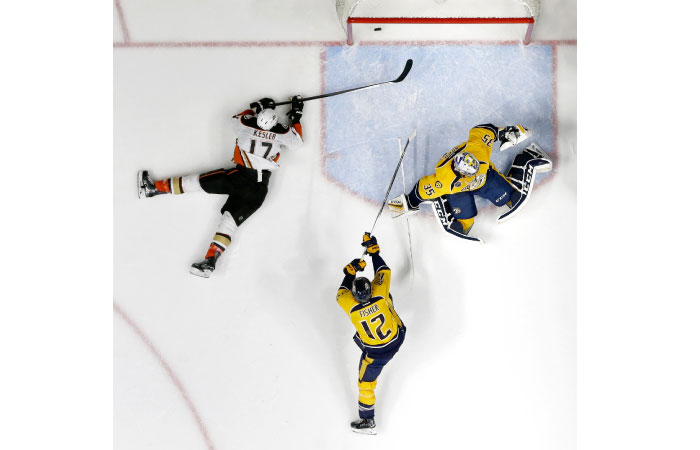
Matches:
[350,418,376,435]
[189,257,218,278]
[137,170,167,199]
[137,171,147,199]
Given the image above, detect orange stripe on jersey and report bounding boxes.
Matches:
[232,145,246,166]
[200,170,225,179]
[292,123,303,139]
[233,109,254,118]
[272,153,280,163]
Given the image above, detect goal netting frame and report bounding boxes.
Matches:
[336,0,542,45]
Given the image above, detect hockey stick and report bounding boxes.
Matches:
[369,129,417,235]
[275,59,413,106]
[358,130,416,263]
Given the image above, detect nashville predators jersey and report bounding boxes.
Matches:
[231,110,303,171]
[416,123,503,199]
[337,265,404,350]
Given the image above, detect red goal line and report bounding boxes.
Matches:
[346,16,535,45]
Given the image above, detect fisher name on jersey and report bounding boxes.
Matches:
[416,123,519,199]
[231,110,303,171]
[337,255,404,350]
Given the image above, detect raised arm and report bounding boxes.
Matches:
[361,233,391,296]
[340,258,366,291]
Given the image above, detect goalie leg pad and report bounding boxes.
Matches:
[430,196,483,244]
[498,143,552,223]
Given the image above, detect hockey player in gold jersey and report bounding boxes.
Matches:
[337,233,406,435]
[388,123,552,240]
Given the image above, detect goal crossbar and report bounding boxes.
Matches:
[346,16,535,45]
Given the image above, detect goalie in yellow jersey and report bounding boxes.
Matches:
[337,233,406,435]
[388,123,552,241]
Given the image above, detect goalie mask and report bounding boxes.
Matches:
[256,108,278,131]
[453,152,480,177]
[352,277,372,303]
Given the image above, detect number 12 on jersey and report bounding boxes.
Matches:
[360,313,391,341]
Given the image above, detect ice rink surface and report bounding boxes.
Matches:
[324,44,554,205]
[114,1,576,449]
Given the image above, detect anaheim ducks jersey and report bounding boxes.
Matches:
[337,258,404,350]
[231,110,303,171]
[416,123,506,199]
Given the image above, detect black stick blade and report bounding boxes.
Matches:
[393,59,413,83]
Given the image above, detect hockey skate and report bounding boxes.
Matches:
[189,254,220,278]
[498,143,553,223]
[430,196,484,244]
[388,194,419,218]
[350,418,377,435]
[137,170,166,199]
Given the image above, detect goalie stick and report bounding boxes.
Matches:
[396,137,416,286]
[276,59,413,106]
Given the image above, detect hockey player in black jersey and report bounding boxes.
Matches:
[337,234,406,434]
[137,96,304,277]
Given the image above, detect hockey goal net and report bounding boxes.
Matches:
[336,0,542,45]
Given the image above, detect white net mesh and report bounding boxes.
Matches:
[336,0,541,31]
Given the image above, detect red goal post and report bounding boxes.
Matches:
[336,0,542,45]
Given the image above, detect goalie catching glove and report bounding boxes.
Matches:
[343,258,367,276]
[498,125,531,151]
[361,233,380,254]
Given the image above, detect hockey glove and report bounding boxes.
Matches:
[290,95,304,112]
[498,125,531,151]
[250,97,276,114]
[286,95,304,124]
[361,233,380,255]
[343,258,367,276]
[498,126,521,143]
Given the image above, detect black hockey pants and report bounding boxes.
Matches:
[198,166,270,226]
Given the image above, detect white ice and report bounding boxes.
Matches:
[114,1,576,449]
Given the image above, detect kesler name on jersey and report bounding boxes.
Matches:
[252,129,277,140]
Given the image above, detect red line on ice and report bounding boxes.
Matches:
[114,303,217,450]
[114,0,131,44]
[114,40,344,48]
[113,40,575,49]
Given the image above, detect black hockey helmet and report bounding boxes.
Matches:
[352,277,372,303]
